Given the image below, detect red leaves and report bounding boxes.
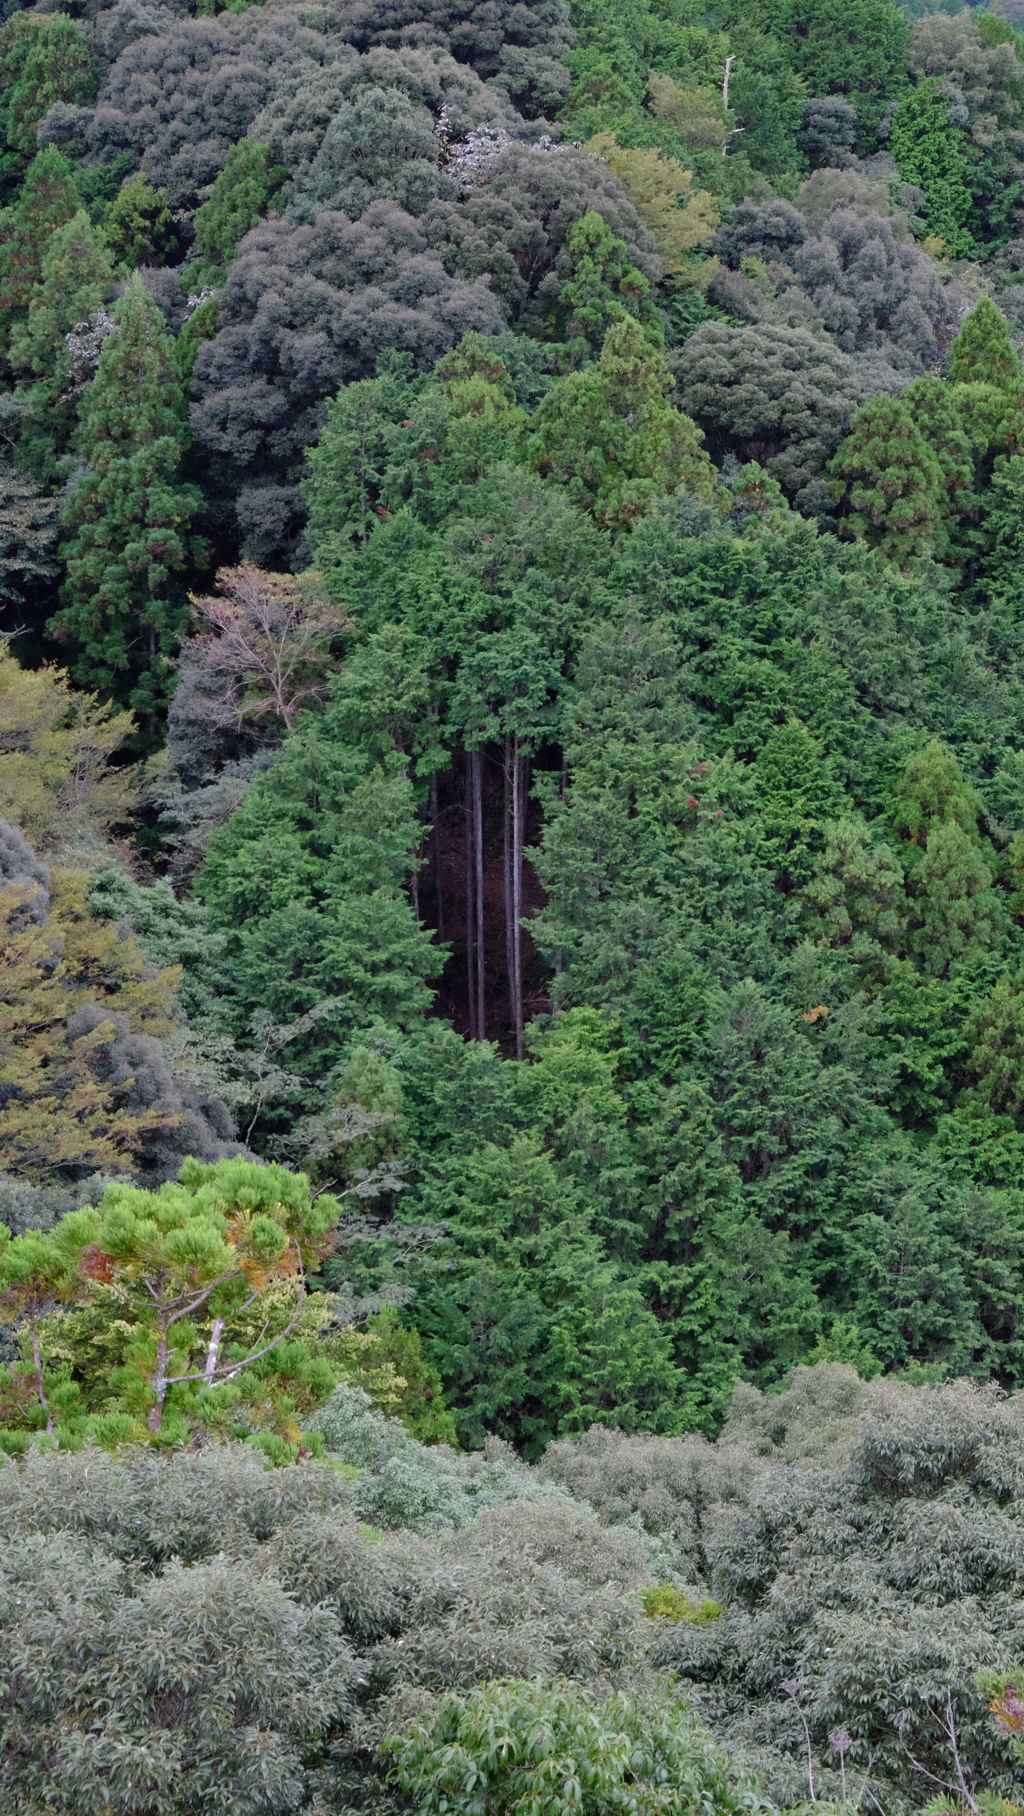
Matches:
[78,1244,116,1284]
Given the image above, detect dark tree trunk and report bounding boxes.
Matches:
[465,750,476,1038]
[472,747,485,1039]
[429,773,444,941]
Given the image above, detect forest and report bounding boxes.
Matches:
[2,0,1024,1806]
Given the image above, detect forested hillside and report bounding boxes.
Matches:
[2,0,1024,1807]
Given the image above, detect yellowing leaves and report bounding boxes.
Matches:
[583,133,719,283]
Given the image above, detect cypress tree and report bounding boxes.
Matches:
[50,274,206,721]
[948,294,1021,387]
[890,79,973,257]
[828,392,946,562]
[0,146,78,344]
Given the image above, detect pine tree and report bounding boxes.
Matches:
[828,392,947,562]
[50,275,207,721]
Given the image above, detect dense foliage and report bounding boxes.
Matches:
[4,0,1024,1806]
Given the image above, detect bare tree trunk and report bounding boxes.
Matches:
[410,857,420,921]
[472,747,485,1039]
[429,773,444,942]
[503,735,514,1041]
[465,751,476,1039]
[512,741,526,1061]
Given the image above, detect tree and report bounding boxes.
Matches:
[0,12,99,191]
[828,393,948,562]
[552,207,664,359]
[890,79,974,256]
[102,174,175,269]
[949,294,1021,386]
[0,146,78,344]
[36,1157,342,1440]
[385,1679,765,1816]
[675,321,862,511]
[187,138,286,288]
[0,644,139,855]
[771,0,910,139]
[7,209,117,483]
[582,138,718,282]
[529,315,716,531]
[185,566,350,734]
[51,275,207,722]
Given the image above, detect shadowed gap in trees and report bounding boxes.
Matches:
[418,743,553,1055]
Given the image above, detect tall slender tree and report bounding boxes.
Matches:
[50,275,207,723]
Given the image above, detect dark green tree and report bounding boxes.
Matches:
[828,393,947,562]
[0,146,78,349]
[0,12,99,193]
[50,276,206,721]
[529,315,716,531]
[102,176,175,269]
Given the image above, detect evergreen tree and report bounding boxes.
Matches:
[188,139,287,290]
[0,146,78,346]
[828,393,947,562]
[529,315,716,532]
[50,276,206,721]
[102,175,174,269]
[948,295,1021,387]
[890,79,974,257]
[554,209,663,360]
[8,210,116,482]
[0,12,99,193]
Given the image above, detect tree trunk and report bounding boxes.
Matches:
[147,1308,170,1435]
[430,773,444,942]
[27,1313,52,1433]
[503,735,514,1039]
[465,751,476,1038]
[512,741,526,1061]
[472,747,485,1039]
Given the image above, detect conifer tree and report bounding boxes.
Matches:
[828,392,947,562]
[890,79,973,256]
[529,315,716,532]
[0,146,78,344]
[102,175,174,270]
[8,210,116,482]
[948,294,1021,387]
[51,275,206,721]
[555,210,664,360]
[0,12,99,191]
[187,140,287,290]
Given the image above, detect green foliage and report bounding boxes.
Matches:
[529,315,716,531]
[640,1585,727,1622]
[188,138,286,288]
[828,392,948,560]
[949,296,1022,387]
[0,12,99,191]
[50,275,206,719]
[384,1678,766,1816]
[102,174,175,269]
[0,145,77,343]
[890,78,975,255]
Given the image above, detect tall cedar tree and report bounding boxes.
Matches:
[51,276,206,722]
[828,393,947,562]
